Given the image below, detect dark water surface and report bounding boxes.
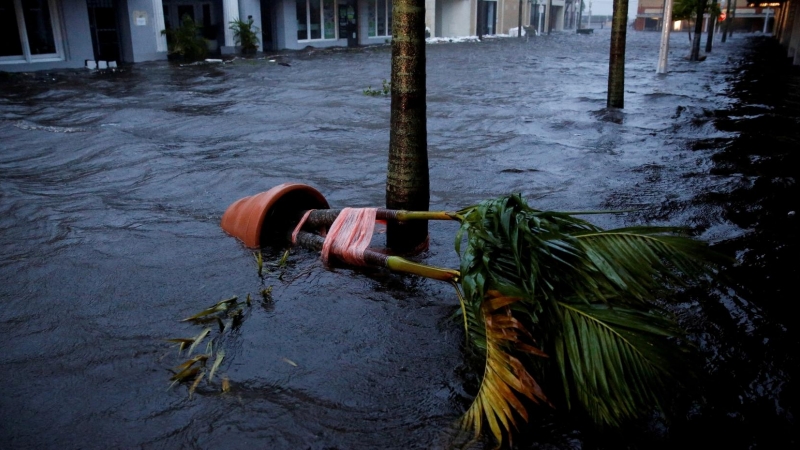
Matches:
[1,31,796,448]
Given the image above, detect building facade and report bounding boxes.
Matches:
[633,0,777,33]
[2,0,166,72]
[424,0,534,38]
[2,0,578,73]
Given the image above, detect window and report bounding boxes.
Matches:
[296,0,337,41]
[163,2,216,40]
[177,5,194,22]
[368,0,391,37]
[1,0,63,64]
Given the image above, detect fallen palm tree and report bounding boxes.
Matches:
[221,183,727,446]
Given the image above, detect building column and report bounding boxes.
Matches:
[238,0,263,51]
[545,0,552,33]
[221,0,240,53]
[426,0,437,37]
[152,0,167,52]
[775,2,786,41]
[789,1,800,57]
[780,0,796,47]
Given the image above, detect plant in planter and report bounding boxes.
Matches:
[230,18,260,54]
[162,14,208,61]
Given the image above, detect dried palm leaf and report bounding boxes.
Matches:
[461,292,548,447]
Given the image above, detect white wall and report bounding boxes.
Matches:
[122,0,168,62]
[425,0,437,35]
[441,0,472,36]
[239,0,264,50]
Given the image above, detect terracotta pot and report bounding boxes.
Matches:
[221,183,329,248]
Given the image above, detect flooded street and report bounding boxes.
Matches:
[1,30,796,448]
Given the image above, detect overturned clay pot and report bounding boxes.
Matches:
[221,182,330,248]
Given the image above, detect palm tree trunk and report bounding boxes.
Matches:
[721,0,731,42]
[705,0,717,53]
[386,0,430,253]
[607,0,630,108]
[689,0,707,61]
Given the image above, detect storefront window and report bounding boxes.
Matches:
[297,0,337,41]
[323,0,336,39]
[1,0,62,63]
[296,0,307,40]
[368,0,391,37]
[309,0,321,39]
[0,0,24,57]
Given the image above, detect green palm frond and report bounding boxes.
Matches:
[461,292,549,447]
[552,301,688,426]
[454,194,727,443]
[574,228,726,304]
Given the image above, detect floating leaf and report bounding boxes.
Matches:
[187,328,211,356]
[209,350,225,382]
[278,249,290,268]
[221,376,231,393]
[254,251,264,276]
[170,366,201,382]
[282,357,298,367]
[166,338,194,352]
[181,297,238,322]
[174,354,208,372]
[188,370,205,399]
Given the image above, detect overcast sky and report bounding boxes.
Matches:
[584,0,640,18]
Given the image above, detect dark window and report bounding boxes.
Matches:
[0,0,23,57]
[297,0,308,40]
[177,5,194,22]
[22,0,57,55]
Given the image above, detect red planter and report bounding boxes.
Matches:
[221,183,329,248]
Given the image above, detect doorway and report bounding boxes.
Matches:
[338,0,358,47]
[476,0,496,37]
[87,0,121,62]
[260,0,274,50]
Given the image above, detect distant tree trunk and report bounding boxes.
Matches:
[386,0,430,253]
[705,0,717,53]
[721,0,731,42]
[607,0,630,108]
[689,0,707,61]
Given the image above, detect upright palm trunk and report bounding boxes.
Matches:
[721,0,731,42]
[386,0,430,253]
[705,0,717,53]
[607,0,629,108]
[689,0,707,61]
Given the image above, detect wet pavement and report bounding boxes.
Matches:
[1,30,797,448]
